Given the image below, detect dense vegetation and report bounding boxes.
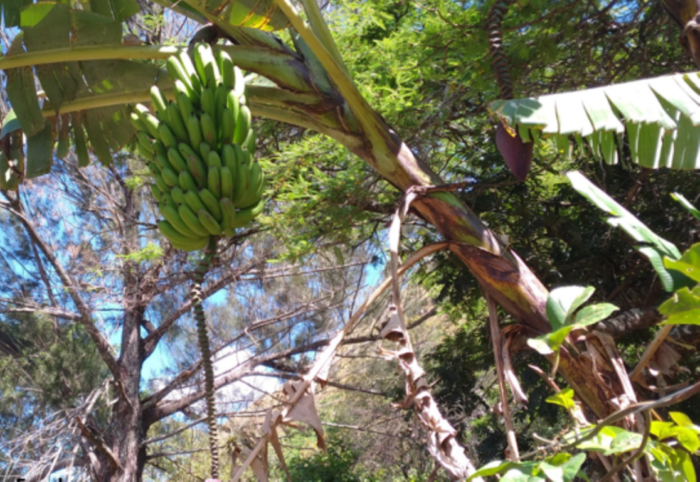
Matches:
[0,0,699,479]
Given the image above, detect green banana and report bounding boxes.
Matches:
[199,188,223,221]
[208,166,221,198]
[221,108,235,145]
[171,186,185,205]
[233,66,245,99]
[166,104,189,142]
[237,162,261,207]
[199,142,211,162]
[218,50,234,90]
[161,190,176,207]
[177,50,202,99]
[131,112,147,132]
[207,151,222,168]
[179,204,211,237]
[178,143,208,187]
[225,90,240,132]
[194,43,220,89]
[200,113,217,148]
[231,162,249,206]
[215,84,228,134]
[241,148,252,167]
[153,140,167,158]
[137,132,154,156]
[184,189,208,215]
[149,184,163,203]
[186,115,203,149]
[179,170,199,192]
[223,227,235,237]
[230,198,265,228]
[137,142,153,160]
[234,105,251,145]
[167,57,196,99]
[244,128,256,153]
[222,144,238,184]
[158,123,178,149]
[155,153,175,173]
[150,85,168,121]
[200,88,216,124]
[241,172,265,209]
[157,220,202,247]
[147,161,161,177]
[220,166,233,199]
[160,203,198,237]
[197,208,223,235]
[167,148,189,173]
[135,105,161,139]
[232,143,246,167]
[161,167,179,187]
[219,197,236,230]
[175,86,194,120]
[170,236,210,252]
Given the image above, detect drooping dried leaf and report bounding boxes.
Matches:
[283,380,326,450]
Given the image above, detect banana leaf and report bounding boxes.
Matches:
[489,72,700,170]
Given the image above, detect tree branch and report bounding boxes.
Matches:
[1,202,121,380]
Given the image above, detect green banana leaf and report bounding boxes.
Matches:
[149,0,290,31]
[1,0,139,28]
[1,2,165,177]
[489,72,700,170]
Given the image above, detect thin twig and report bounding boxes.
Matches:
[487,294,519,461]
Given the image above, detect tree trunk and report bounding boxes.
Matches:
[101,172,148,480]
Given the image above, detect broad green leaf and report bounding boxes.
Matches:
[3,3,161,174]
[489,72,700,169]
[553,453,586,482]
[639,246,680,292]
[527,336,555,355]
[0,110,21,138]
[25,119,54,178]
[538,462,564,482]
[568,171,683,291]
[664,244,700,283]
[660,286,700,325]
[467,460,518,479]
[651,421,676,439]
[5,33,45,137]
[546,388,576,410]
[546,286,593,329]
[605,430,643,455]
[673,427,700,453]
[572,303,619,326]
[669,412,696,428]
[571,425,638,453]
[675,447,697,482]
[671,193,700,221]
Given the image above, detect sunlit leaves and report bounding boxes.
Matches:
[529,286,618,355]
[467,453,586,482]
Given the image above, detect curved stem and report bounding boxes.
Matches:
[191,237,219,479]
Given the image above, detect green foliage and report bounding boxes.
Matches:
[0,313,107,432]
[467,453,586,482]
[117,241,164,263]
[528,286,618,355]
[287,438,380,482]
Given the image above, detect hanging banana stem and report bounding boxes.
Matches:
[191,236,220,479]
[488,0,514,100]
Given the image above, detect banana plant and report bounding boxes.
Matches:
[3,0,698,478]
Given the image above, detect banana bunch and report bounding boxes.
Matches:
[131,43,265,252]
